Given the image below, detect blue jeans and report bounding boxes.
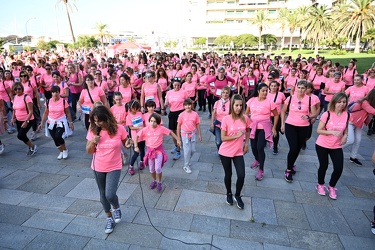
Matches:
[214,126,222,149]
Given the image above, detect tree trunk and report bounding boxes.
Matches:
[299,28,303,51]
[258,27,262,52]
[314,39,319,55]
[289,30,294,53]
[280,28,285,51]
[354,35,360,53]
[64,3,75,43]
[101,36,104,49]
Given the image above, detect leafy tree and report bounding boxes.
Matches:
[334,0,375,53]
[295,5,310,50]
[56,0,77,43]
[249,10,270,51]
[234,34,257,47]
[277,8,289,50]
[36,40,50,50]
[194,37,207,47]
[213,35,234,47]
[303,5,333,54]
[362,28,375,48]
[128,37,135,42]
[75,35,98,48]
[261,34,277,48]
[287,10,298,52]
[164,40,177,48]
[95,22,112,49]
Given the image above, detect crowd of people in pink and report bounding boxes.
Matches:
[0,48,374,234]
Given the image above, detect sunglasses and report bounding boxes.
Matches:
[45,68,51,70]
[222,106,226,112]
[298,101,302,110]
[173,77,181,81]
[268,77,273,80]
[95,73,101,75]
[20,75,28,77]
[232,70,237,72]
[14,87,22,91]
[210,71,215,73]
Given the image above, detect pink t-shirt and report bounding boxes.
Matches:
[177,110,200,133]
[316,111,349,149]
[41,74,53,91]
[206,76,235,97]
[137,125,170,149]
[247,97,276,129]
[157,78,168,92]
[311,74,326,90]
[345,85,369,103]
[0,80,11,102]
[165,89,188,112]
[126,111,144,139]
[13,94,34,121]
[366,77,375,90]
[53,82,69,98]
[96,80,108,92]
[143,82,161,108]
[143,112,164,127]
[79,87,105,109]
[267,92,286,114]
[22,81,36,99]
[117,85,133,104]
[218,115,251,157]
[285,95,312,127]
[324,80,346,102]
[86,125,128,172]
[198,75,207,90]
[181,82,197,98]
[285,75,298,91]
[343,68,357,86]
[110,104,127,126]
[46,98,69,120]
[213,99,230,124]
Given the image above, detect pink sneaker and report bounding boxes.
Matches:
[255,169,264,181]
[327,186,337,200]
[149,180,157,189]
[128,165,135,175]
[139,161,145,170]
[316,184,326,196]
[251,160,260,169]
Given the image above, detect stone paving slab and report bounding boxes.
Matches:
[17,173,68,194]
[0,188,33,205]
[252,197,278,225]
[64,199,103,217]
[263,243,304,250]
[175,189,253,221]
[23,230,90,250]
[339,208,375,238]
[62,215,109,240]
[158,228,212,250]
[255,177,303,191]
[83,238,130,250]
[243,185,296,202]
[212,235,263,250]
[292,190,332,206]
[0,203,38,225]
[19,193,76,212]
[0,167,16,179]
[287,227,344,249]
[23,209,76,232]
[0,170,40,189]
[274,200,310,230]
[338,235,375,250]
[0,222,42,249]
[155,188,182,211]
[190,214,231,237]
[48,176,85,196]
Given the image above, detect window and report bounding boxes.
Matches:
[226,20,234,23]
[227,1,235,4]
[236,11,244,15]
[227,11,235,15]
[268,10,276,14]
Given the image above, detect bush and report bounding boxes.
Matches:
[367,49,375,54]
[330,49,346,55]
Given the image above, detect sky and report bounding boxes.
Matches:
[0,0,183,41]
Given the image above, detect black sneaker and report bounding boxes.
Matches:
[367,130,373,136]
[371,220,375,235]
[273,148,278,155]
[285,170,293,183]
[290,165,296,175]
[226,193,233,205]
[27,145,37,156]
[105,217,115,234]
[233,195,244,209]
[350,157,362,166]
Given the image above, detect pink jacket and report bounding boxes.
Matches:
[143,144,168,168]
[350,100,375,128]
[250,119,273,148]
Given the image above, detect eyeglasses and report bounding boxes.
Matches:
[20,75,28,77]
[209,71,215,73]
[173,77,181,81]
[51,91,59,93]
[45,68,51,70]
[14,87,22,91]
[268,77,273,80]
[298,101,302,110]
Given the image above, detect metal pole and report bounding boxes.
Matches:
[25,17,36,47]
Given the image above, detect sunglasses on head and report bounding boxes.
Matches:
[173,77,181,81]
[298,101,302,110]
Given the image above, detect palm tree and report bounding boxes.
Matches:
[303,5,333,54]
[277,8,289,51]
[249,10,269,51]
[334,0,375,53]
[56,0,77,43]
[295,5,310,50]
[286,11,298,53]
[95,22,112,49]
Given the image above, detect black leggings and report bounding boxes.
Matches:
[16,120,34,144]
[219,155,245,196]
[315,144,343,187]
[250,129,266,170]
[85,114,90,130]
[48,124,65,147]
[198,89,206,109]
[71,93,81,114]
[130,141,145,166]
[93,170,121,213]
[206,94,214,115]
[271,116,281,150]
[285,123,309,170]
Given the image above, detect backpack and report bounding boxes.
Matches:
[347,101,362,114]
[325,111,350,129]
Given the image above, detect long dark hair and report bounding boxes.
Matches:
[89,106,118,136]
[83,74,96,89]
[249,83,268,99]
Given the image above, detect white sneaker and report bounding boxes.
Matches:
[0,144,4,154]
[57,152,63,160]
[62,150,68,159]
[183,166,192,174]
[30,132,37,141]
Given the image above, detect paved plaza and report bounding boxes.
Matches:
[0,110,375,249]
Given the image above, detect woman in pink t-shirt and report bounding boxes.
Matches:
[38,85,74,160]
[181,72,198,108]
[165,79,188,160]
[219,94,250,210]
[77,74,108,130]
[40,64,54,100]
[210,86,230,150]
[0,97,6,152]
[117,74,135,105]
[86,105,132,234]
[284,68,298,98]
[281,80,317,183]
[267,81,286,155]
[246,83,278,181]
[141,71,165,114]
[205,66,217,118]
[323,72,346,111]
[66,64,83,116]
[135,113,181,192]
[106,70,118,107]
[345,75,369,104]
[156,67,169,103]
[315,92,349,199]
[10,82,37,156]
[94,70,108,96]
[197,67,207,111]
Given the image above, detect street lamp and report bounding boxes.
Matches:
[25,17,36,47]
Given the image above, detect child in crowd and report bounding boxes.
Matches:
[143,100,163,126]
[126,100,145,175]
[134,113,181,192]
[177,98,202,173]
